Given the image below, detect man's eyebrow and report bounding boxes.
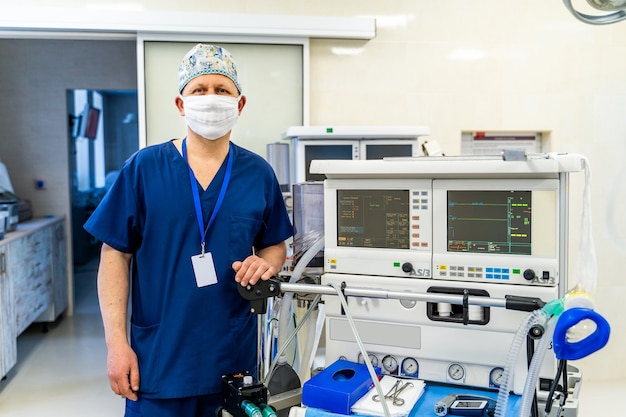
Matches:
[214,82,234,89]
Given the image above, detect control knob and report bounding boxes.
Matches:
[523,269,536,281]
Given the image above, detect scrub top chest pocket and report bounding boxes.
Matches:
[229,215,263,262]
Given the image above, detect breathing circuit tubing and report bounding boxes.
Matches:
[493,308,546,417]
[271,234,324,382]
[517,310,558,417]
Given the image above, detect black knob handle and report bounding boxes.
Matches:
[401,262,414,273]
[529,324,545,339]
[523,269,536,281]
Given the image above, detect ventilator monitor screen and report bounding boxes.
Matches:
[447,190,531,255]
[365,144,413,160]
[304,144,354,181]
[337,189,410,249]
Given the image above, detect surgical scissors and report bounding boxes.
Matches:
[372,380,414,406]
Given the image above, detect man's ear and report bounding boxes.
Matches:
[237,95,247,115]
[175,95,185,115]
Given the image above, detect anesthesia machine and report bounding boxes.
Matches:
[238,151,609,417]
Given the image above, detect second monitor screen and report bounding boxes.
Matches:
[447,190,531,255]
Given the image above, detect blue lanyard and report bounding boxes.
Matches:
[182,139,233,254]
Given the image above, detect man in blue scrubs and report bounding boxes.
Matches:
[85,44,293,417]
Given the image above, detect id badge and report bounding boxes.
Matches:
[191,252,218,287]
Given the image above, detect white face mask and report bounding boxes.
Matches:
[181,94,240,140]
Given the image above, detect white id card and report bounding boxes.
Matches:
[191,252,218,287]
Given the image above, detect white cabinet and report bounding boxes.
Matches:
[10,225,52,335]
[36,220,68,323]
[0,216,68,379]
[0,244,17,379]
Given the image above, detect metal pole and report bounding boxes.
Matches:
[280,282,509,309]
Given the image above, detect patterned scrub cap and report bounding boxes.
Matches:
[178,44,241,94]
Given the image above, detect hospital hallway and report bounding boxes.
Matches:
[0,257,623,416]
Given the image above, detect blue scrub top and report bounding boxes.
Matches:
[84,140,293,399]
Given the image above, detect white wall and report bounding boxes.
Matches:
[4,0,626,382]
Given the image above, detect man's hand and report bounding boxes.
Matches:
[232,255,278,286]
[106,342,140,401]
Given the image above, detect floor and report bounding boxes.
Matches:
[0,258,623,416]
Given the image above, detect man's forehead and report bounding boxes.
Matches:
[185,73,237,89]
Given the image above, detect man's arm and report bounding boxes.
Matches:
[232,241,287,286]
[97,243,140,400]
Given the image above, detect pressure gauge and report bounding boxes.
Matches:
[368,353,379,367]
[357,352,379,367]
[381,355,399,374]
[489,367,505,388]
[447,363,466,382]
[401,357,419,377]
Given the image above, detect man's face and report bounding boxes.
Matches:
[177,73,246,118]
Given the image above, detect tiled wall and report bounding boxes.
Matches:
[5,0,626,382]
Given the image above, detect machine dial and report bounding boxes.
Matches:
[368,353,379,367]
[489,367,505,388]
[401,357,419,377]
[447,363,465,381]
[382,355,399,374]
[357,352,379,367]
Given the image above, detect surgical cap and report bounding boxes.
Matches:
[178,44,241,94]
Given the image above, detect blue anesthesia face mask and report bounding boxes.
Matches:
[552,307,610,360]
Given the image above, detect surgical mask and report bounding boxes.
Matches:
[181,94,240,140]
